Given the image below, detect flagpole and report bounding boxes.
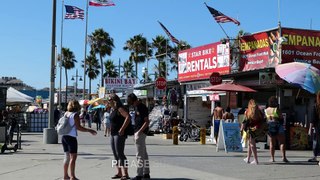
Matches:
[217,23,230,39]
[59,0,64,109]
[83,0,89,99]
[278,0,281,24]
[278,21,282,64]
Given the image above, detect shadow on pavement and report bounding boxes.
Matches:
[261,161,318,166]
[148,154,244,158]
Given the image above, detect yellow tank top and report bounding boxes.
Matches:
[265,107,279,121]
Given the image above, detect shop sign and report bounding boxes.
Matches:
[209,72,222,85]
[178,42,230,82]
[240,28,320,71]
[105,77,137,89]
[209,93,220,101]
[281,28,320,69]
[155,77,167,90]
[216,122,243,153]
[239,31,276,71]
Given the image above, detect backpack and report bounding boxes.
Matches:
[56,113,75,135]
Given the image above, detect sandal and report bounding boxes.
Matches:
[111,174,122,179]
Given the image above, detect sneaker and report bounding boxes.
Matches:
[131,176,142,180]
[308,157,317,162]
[243,157,250,164]
[282,158,289,163]
[250,160,258,165]
[142,174,150,180]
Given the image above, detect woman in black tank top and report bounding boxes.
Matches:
[108,94,131,180]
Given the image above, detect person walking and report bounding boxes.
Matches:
[61,100,97,180]
[109,94,131,180]
[265,96,289,163]
[87,105,93,128]
[103,105,111,137]
[79,107,86,127]
[127,93,150,180]
[54,106,61,127]
[93,109,102,131]
[242,99,266,165]
[222,107,235,122]
[213,102,224,142]
[309,92,320,163]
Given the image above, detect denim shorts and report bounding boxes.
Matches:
[268,121,284,136]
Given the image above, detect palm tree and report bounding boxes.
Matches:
[142,71,152,82]
[88,28,114,87]
[83,50,100,98]
[104,60,118,78]
[152,35,171,78]
[123,34,149,78]
[121,60,135,78]
[153,61,167,78]
[169,40,191,75]
[61,47,77,106]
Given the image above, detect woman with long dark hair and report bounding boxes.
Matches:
[265,96,288,163]
[109,94,131,180]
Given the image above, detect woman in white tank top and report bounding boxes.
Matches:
[61,100,97,180]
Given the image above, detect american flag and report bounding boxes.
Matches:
[65,5,84,20]
[89,0,115,6]
[158,21,180,45]
[205,5,240,26]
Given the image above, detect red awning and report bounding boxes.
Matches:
[200,83,257,92]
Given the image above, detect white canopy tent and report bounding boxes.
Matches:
[7,87,33,105]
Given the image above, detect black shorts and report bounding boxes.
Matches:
[62,135,78,153]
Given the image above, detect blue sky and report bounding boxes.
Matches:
[0,0,319,90]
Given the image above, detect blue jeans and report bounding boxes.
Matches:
[110,135,127,166]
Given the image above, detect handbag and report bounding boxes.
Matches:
[242,117,249,132]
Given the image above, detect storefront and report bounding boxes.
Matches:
[221,26,320,149]
[178,41,232,127]
[133,80,182,111]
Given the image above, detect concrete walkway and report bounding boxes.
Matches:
[1,131,320,180]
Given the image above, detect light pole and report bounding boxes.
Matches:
[43,0,58,144]
[71,69,83,99]
[58,0,64,109]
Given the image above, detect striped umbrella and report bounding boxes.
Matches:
[275,62,320,94]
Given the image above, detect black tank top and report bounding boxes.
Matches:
[110,108,125,136]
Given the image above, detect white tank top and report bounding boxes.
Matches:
[65,112,77,137]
